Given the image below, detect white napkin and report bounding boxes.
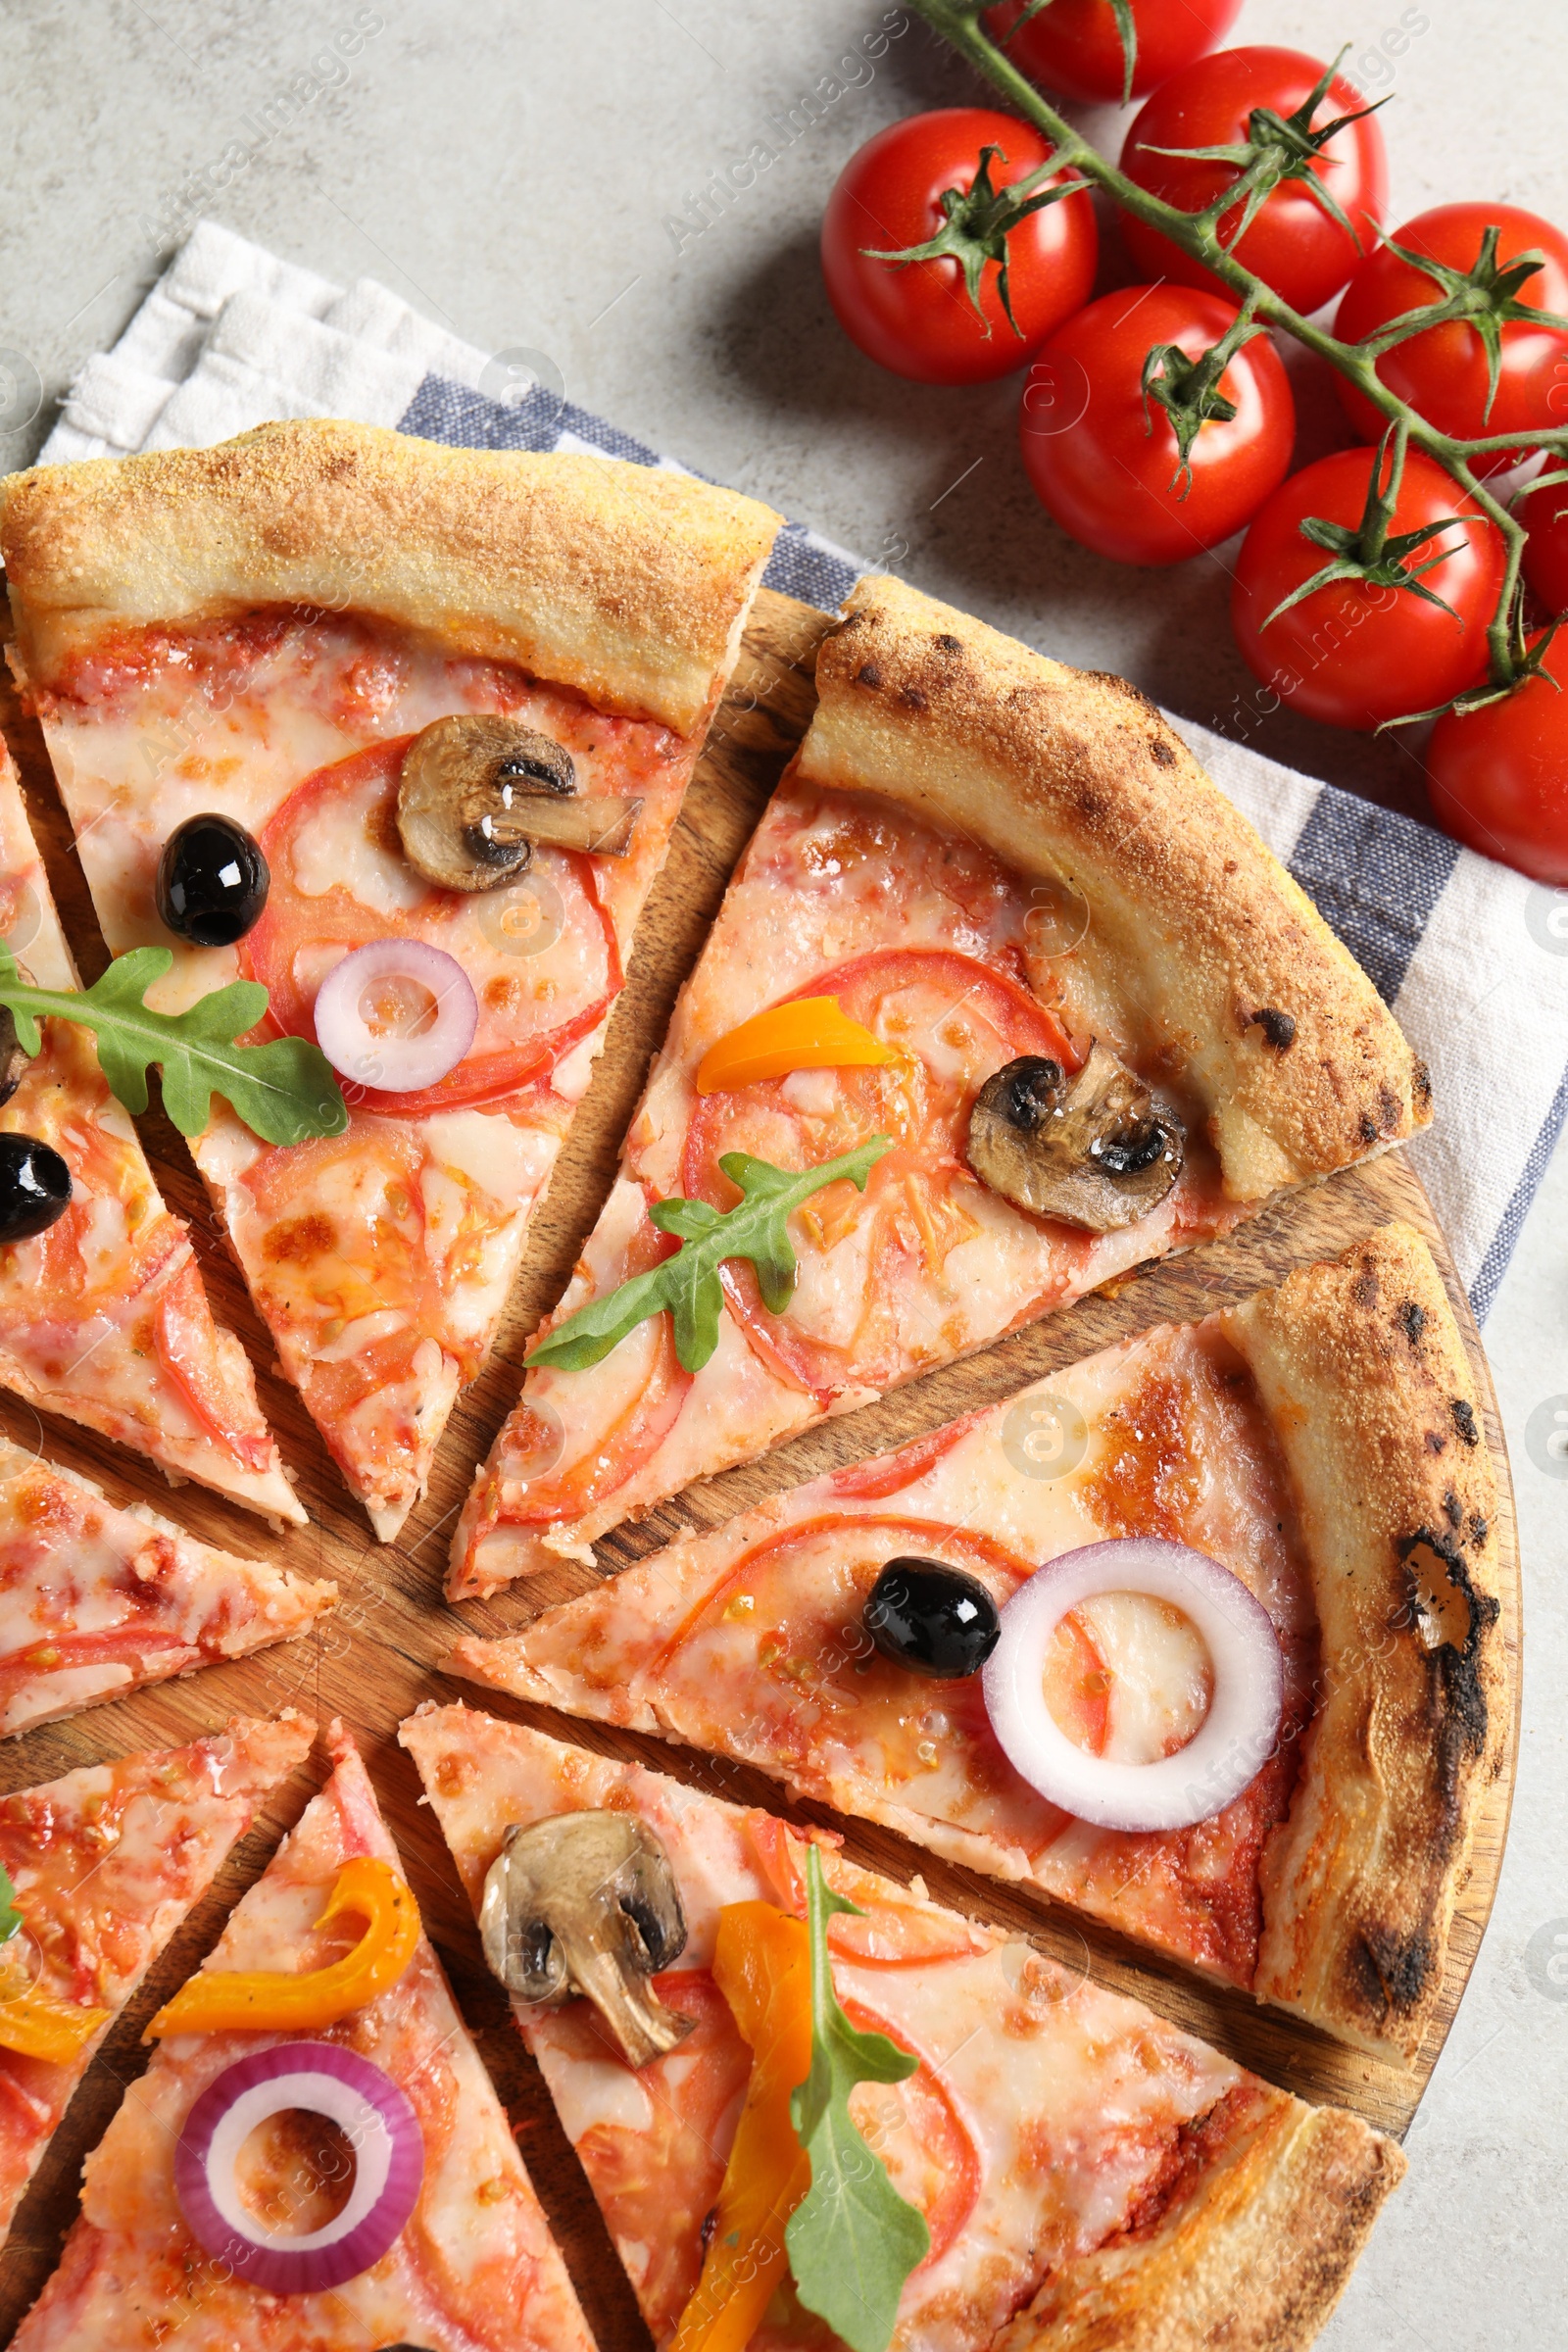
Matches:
[36,219,1568,1319]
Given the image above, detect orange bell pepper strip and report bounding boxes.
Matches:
[695,998,895,1096]
[147,1856,420,2038]
[668,1901,814,2352]
[0,1989,112,2062]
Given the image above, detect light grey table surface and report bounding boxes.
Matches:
[1,4,1564,2345]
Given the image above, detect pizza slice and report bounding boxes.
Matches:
[0,1708,312,2258]
[0,1436,334,1738]
[448,572,1429,1597]
[0,420,780,1540]
[454,1223,1503,2064]
[10,1718,595,2352]
[0,746,300,1522]
[402,1702,1404,2352]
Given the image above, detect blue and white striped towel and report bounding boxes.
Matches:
[37,220,1568,1322]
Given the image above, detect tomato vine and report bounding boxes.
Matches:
[905,0,1568,717]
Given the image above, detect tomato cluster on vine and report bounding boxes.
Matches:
[818,6,1568,884]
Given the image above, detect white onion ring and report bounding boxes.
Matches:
[173,2040,424,2294]
[981,1539,1283,1834]
[314,940,477,1092]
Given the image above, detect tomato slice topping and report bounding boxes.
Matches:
[153,1257,275,1474]
[842,1995,982,2271]
[828,1415,978,1500]
[680,949,1078,1400]
[743,1814,985,1971]
[241,738,621,1117]
[472,1200,694,1538]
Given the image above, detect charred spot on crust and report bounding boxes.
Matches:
[853,660,883,690]
[899,683,928,711]
[1413,1059,1434,1111]
[1443,1489,1462,1529]
[1468,1511,1489,1549]
[1357,1112,1380,1145]
[1397,1525,1499,1817]
[1424,1430,1446,1454]
[1247,1006,1297,1051]
[1451,1396,1479,1446]
[1352,1267,1380,1311]
[1150,738,1177,768]
[1399,1301,1428,1346]
[1377,1084,1402,1132]
[1350,1923,1436,2022]
[934,632,963,654]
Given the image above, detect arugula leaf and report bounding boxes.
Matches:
[525,1136,893,1376]
[0,945,348,1148]
[784,1844,929,2352]
[0,1864,21,1945]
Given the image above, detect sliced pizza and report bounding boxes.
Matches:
[448,572,1430,1598]
[0,1436,334,1738]
[10,1720,595,2352]
[402,1702,1404,2352]
[454,1222,1503,2063]
[0,745,300,1522]
[0,420,780,1539]
[0,1708,312,2258]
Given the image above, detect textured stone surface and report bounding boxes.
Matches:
[0,5,1564,2343]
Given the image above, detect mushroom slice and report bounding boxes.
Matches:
[478,1810,694,2069]
[0,1007,30,1109]
[967,1042,1184,1233]
[397,713,642,894]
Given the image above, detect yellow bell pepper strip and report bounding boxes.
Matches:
[668,1900,814,2352]
[0,1991,113,2063]
[695,998,895,1096]
[147,1856,420,2038]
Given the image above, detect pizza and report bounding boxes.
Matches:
[453,1222,1503,2063]
[0,421,780,1539]
[0,1436,334,1738]
[10,1720,595,2352]
[0,1709,312,2259]
[448,572,1430,1598]
[401,1701,1405,2352]
[0,746,299,1523]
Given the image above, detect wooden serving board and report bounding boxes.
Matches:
[0,588,1521,2351]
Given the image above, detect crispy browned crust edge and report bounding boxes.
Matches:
[797,574,1429,1199]
[0,420,781,735]
[1226,1222,1505,2061]
[998,2091,1404,2352]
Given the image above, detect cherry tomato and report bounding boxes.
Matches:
[1018,285,1296,565]
[1517,472,1568,615]
[1334,205,1568,474]
[1230,446,1504,731]
[1119,48,1388,316]
[1426,633,1568,881]
[984,0,1242,103]
[820,108,1098,385]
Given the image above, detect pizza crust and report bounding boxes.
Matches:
[1226,1221,1505,2061]
[1000,2091,1405,2352]
[0,419,782,735]
[799,575,1430,1200]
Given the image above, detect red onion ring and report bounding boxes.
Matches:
[981,1538,1283,1834]
[173,2040,424,2293]
[314,940,478,1094]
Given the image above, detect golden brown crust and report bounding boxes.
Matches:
[0,419,781,735]
[1000,2090,1404,2352]
[1226,1223,1505,2061]
[800,575,1429,1199]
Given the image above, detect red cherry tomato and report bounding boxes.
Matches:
[1018,285,1296,566]
[1517,472,1568,615]
[1231,447,1505,730]
[984,0,1242,103]
[1334,205,1568,474]
[820,108,1098,385]
[1426,634,1568,881]
[1119,48,1388,315]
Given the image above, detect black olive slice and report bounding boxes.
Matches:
[0,1134,72,1245]
[863,1557,1002,1680]
[156,814,270,947]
